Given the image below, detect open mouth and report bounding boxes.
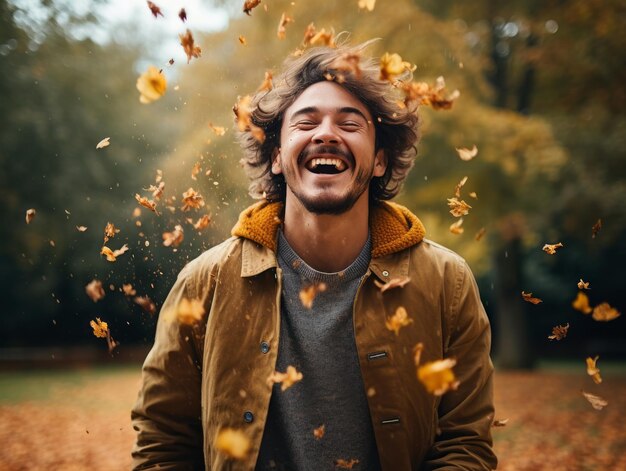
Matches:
[305,157,347,175]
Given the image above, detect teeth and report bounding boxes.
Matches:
[308,158,346,171]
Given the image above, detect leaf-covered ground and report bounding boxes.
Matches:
[0,365,624,470]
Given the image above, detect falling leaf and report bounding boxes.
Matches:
[447,197,472,217]
[449,218,464,235]
[572,292,592,314]
[136,66,167,104]
[492,418,509,427]
[215,428,250,460]
[418,358,460,396]
[302,23,335,48]
[542,242,563,255]
[162,224,184,247]
[413,342,424,366]
[400,76,460,109]
[179,29,202,63]
[454,176,468,198]
[586,356,602,384]
[469,191,478,199]
[299,283,327,309]
[25,208,36,224]
[331,53,362,80]
[358,0,376,11]
[548,323,569,340]
[146,1,163,18]
[103,222,120,244]
[577,279,590,290]
[181,187,205,212]
[208,123,226,136]
[334,458,360,469]
[134,295,156,315]
[592,219,602,239]
[267,365,303,391]
[456,145,478,161]
[189,214,211,230]
[85,279,105,303]
[243,0,261,15]
[379,52,414,82]
[100,244,129,262]
[122,283,136,296]
[475,227,486,241]
[385,306,413,335]
[191,162,201,181]
[592,302,621,322]
[258,71,273,91]
[277,12,294,40]
[96,137,110,149]
[76,225,88,232]
[90,317,118,353]
[582,390,608,410]
[374,276,411,293]
[178,8,187,22]
[313,425,325,440]
[238,35,247,46]
[172,298,205,325]
[135,194,160,215]
[521,291,542,304]
[233,95,253,131]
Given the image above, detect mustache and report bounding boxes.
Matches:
[298,145,354,167]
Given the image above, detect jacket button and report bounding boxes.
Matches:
[382,270,389,277]
[260,341,270,354]
[243,411,254,423]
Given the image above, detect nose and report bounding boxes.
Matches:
[312,117,340,145]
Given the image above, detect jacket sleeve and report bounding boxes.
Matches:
[422,260,498,470]
[131,263,206,470]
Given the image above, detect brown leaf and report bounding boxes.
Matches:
[592,219,602,239]
[413,342,424,366]
[447,197,472,217]
[400,76,460,110]
[146,1,163,18]
[592,302,621,322]
[374,276,411,293]
[277,12,294,40]
[548,323,569,340]
[267,365,303,391]
[454,176,468,198]
[313,424,325,440]
[25,208,36,224]
[582,390,608,410]
[258,71,273,91]
[449,218,464,235]
[134,295,156,315]
[238,35,247,46]
[456,145,478,161]
[521,291,542,304]
[122,283,136,296]
[302,23,335,48]
[179,29,202,63]
[96,137,110,149]
[162,225,184,248]
[334,458,360,469]
[181,187,205,212]
[215,428,250,460]
[542,242,563,255]
[385,306,413,335]
[100,244,129,262]
[85,279,105,303]
[492,418,509,427]
[103,222,120,244]
[208,122,226,136]
[475,227,486,241]
[243,0,261,15]
[577,279,590,290]
[178,8,187,22]
[135,194,159,215]
[189,214,211,231]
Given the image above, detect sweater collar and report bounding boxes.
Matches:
[231,200,425,258]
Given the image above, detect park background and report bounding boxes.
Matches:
[0,0,624,469]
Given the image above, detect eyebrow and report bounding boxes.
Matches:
[290,106,370,123]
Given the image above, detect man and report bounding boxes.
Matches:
[132,41,497,470]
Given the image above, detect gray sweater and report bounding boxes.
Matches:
[256,231,381,470]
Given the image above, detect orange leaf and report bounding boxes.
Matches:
[214,428,250,459]
[572,292,592,314]
[374,276,411,293]
[586,355,602,384]
[592,302,621,322]
[299,282,327,309]
[521,291,542,304]
[85,279,105,302]
[542,242,563,255]
[267,365,303,391]
[418,358,459,396]
[385,306,413,335]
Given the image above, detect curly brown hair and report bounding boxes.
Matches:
[238,40,420,202]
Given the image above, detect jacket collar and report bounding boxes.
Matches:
[232,200,426,277]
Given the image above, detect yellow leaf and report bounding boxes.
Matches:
[449,218,464,235]
[90,318,108,338]
[385,306,413,335]
[299,282,327,309]
[174,298,205,325]
[277,12,294,40]
[267,365,303,391]
[379,52,414,82]
[447,197,472,217]
[214,428,250,460]
[542,242,563,255]
[586,355,602,384]
[548,323,569,340]
[572,292,592,314]
[592,302,621,322]
[417,358,460,396]
[136,66,166,104]
[357,0,376,11]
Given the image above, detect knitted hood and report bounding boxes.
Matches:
[231,200,425,258]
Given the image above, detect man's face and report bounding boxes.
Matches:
[272,81,386,215]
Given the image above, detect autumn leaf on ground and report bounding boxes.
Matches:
[400,76,460,109]
[135,194,159,215]
[335,458,360,469]
[475,227,486,241]
[592,302,621,322]
[313,424,325,440]
[456,145,478,161]
[146,1,163,18]
[85,279,105,302]
[76,225,88,232]
[172,298,205,325]
[374,276,411,293]
[162,225,184,247]
[179,29,202,63]
[586,356,602,384]
[454,176,468,198]
[208,123,226,136]
[188,214,211,230]
[522,291,542,304]
[267,365,303,391]
[358,0,376,11]
[572,292,593,314]
[25,208,36,224]
[96,137,110,149]
[215,428,250,460]
[100,244,129,262]
[299,282,327,309]
[418,358,460,396]
[277,12,294,40]
[178,8,186,22]
[542,242,563,255]
[122,283,136,296]
[385,306,414,335]
[379,52,414,82]
[103,222,119,244]
[447,197,472,217]
[548,323,569,340]
[258,71,273,91]
[243,0,261,15]
[592,219,602,239]
[450,218,464,235]
[134,295,156,315]
[582,390,608,410]
[492,418,509,427]
[578,279,590,290]
[181,187,205,211]
[136,66,166,104]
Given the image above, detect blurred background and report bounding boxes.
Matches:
[0,0,624,469]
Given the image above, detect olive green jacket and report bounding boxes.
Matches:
[131,201,497,470]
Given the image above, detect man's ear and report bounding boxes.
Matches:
[373,149,387,177]
[271,148,283,175]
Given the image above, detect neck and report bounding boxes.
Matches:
[282,194,370,273]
